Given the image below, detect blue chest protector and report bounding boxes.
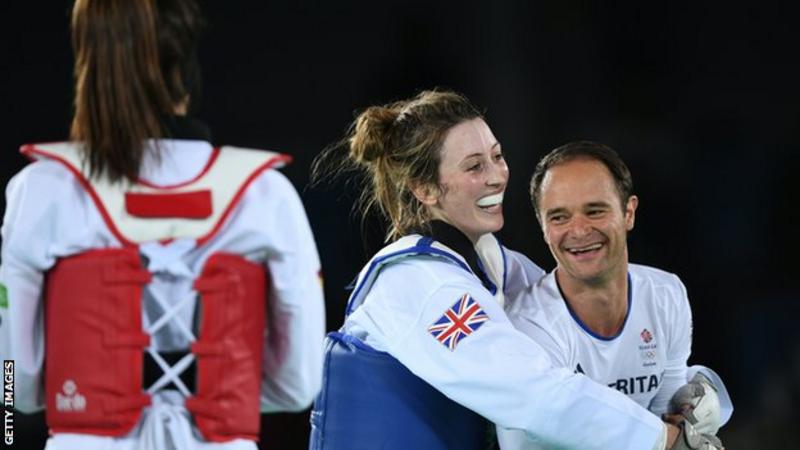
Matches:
[309,332,489,450]
[309,236,501,450]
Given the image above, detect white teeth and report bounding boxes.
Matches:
[477,192,504,207]
[568,243,602,254]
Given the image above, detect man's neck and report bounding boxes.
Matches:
[556,264,629,338]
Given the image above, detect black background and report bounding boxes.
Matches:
[1,1,798,449]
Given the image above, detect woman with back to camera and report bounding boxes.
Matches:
[0,0,325,449]
[308,90,695,450]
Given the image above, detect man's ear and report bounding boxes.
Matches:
[625,195,638,231]
[411,181,440,207]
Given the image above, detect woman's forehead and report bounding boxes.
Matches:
[440,118,498,164]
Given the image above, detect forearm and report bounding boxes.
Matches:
[390,318,664,450]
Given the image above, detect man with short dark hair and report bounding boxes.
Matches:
[499,141,732,450]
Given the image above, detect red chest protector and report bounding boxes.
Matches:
[24,142,290,442]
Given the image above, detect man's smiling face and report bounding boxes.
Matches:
[538,158,637,286]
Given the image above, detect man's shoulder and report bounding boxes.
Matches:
[508,271,571,328]
[629,263,690,317]
[502,248,546,299]
[630,263,684,289]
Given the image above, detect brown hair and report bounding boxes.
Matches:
[70,0,204,181]
[312,90,483,241]
[529,141,634,221]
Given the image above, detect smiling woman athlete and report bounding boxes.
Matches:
[307,90,683,450]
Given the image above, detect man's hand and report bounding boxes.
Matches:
[668,421,724,450]
[669,372,722,435]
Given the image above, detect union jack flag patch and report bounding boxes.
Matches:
[428,294,489,351]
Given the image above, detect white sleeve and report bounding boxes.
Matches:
[367,261,663,450]
[0,162,74,413]
[648,275,691,416]
[496,300,568,450]
[252,170,326,412]
[507,305,570,369]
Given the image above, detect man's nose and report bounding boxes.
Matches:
[568,214,592,237]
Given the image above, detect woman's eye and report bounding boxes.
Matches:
[468,163,482,172]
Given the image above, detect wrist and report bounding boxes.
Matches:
[664,422,681,449]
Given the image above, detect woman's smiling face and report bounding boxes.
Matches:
[419,118,508,243]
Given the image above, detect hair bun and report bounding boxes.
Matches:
[349,105,399,165]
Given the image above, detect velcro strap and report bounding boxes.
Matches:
[104,332,150,348]
[191,341,225,356]
[103,266,152,284]
[193,276,232,292]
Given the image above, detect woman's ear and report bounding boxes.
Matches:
[410,181,439,207]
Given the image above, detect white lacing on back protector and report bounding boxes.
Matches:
[140,391,195,450]
[139,240,198,398]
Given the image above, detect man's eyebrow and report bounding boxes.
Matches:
[545,207,568,217]
[585,201,612,208]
